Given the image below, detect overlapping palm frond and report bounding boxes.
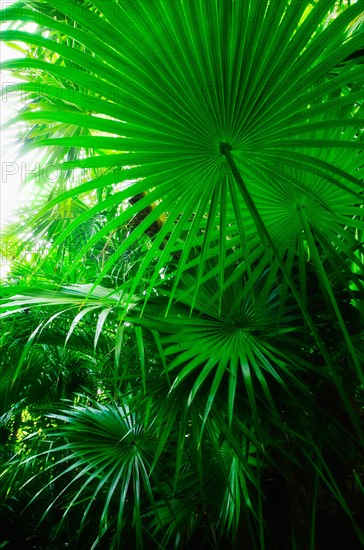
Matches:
[35,396,161,549]
[139,264,303,430]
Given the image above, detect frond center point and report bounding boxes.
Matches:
[219,142,233,155]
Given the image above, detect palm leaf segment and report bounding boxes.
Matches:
[1,0,363,306]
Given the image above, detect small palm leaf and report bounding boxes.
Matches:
[141,265,307,437]
[19,396,161,549]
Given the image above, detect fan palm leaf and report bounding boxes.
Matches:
[1,1,363,306]
[11,395,162,549]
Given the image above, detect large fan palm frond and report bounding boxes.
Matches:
[1,1,363,306]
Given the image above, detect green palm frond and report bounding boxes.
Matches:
[11,395,161,549]
[140,265,308,434]
[1,0,363,308]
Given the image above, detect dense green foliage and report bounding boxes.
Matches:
[0,1,363,548]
